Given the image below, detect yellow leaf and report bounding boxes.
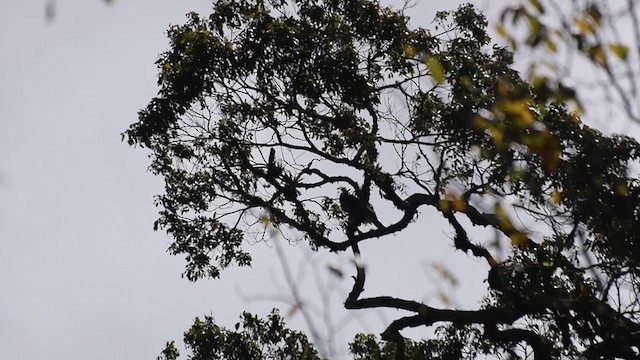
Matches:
[569,109,582,123]
[575,17,594,34]
[528,0,544,13]
[551,190,563,204]
[496,24,518,50]
[526,14,542,33]
[591,45,608,68]
[509,232,529,247]
[543,38,557,52]
[452,197,466,211]
[500,99,534,126]
[495,24,508,38]
[494,203,514,231]
[446,192,466,211]
[437,291,451,306]
[531,75,548,89]
[425,56,445,84]
[260,213,272,227]
[608,43,629,61]
[430,262,459,287]
[616,182,629,195]
[438,198,451,212]
[460,76,474,90]
[586,5,602,26]
[496,80,511,97]
[529,131,561,172]
[402,44,417,58]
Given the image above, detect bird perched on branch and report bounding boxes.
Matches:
[339,188,384,230]
[265,148,284,180]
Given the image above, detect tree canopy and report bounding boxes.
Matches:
[125,0,640,358]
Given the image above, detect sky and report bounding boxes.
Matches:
[0,1,535,359]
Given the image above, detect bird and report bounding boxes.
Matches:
[339,189,383,229]
[265,148,283,180]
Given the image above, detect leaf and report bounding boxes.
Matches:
[499,99,534,126]
[532,131,561,172]
[574,17,594,34]
[437,291,451,306]
[260,213,272,227]
[586,4,602,26]
[616,182,629,196]
[608,43,629,61]
[446,192,466,211]
[495,24,508,38]
[509,231,529,247]
[543,38,557,52]
[528,0,545,13]
[526,14,543,34]
[495,24,518,49]
[551,190,563,204]
[438,198,451,212]
[589,45,608,69]
[402,43,417,58]
[425,56,445,83]
[430,262,459,287]
[494,203,514,231]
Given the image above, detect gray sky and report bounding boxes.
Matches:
[0,1,497,359]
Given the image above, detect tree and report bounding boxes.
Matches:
[156,309,321,360]
[125,0,640,358]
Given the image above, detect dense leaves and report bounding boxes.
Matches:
[157,310,321,360]
[126,0,640,358]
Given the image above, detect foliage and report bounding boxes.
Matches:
[157,309,321,360]
[125,0,640,358]
[497,0,640,125]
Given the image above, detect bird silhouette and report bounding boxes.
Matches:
[339,189,383,230]
[265,148,283,180]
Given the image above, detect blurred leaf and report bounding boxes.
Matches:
[437,291,451,306]
[495,24,517,49]
[430,262,459,287]
[499,99,534,126]
[526,14,543,34]
[608,43,629,61]
[590,45,608,68]
[528,0,545,14]
[575,17,594,34]
[438,198,451,212]
[586,4,602,26]
[447,192,466,211]
[403,44,417,58]
[509,231,529,247]
[494,203,514,231]
[425,56,445,83]
[45,0,55,22]
[616,182,629,196]
[528,130,561,172]
[543,38,557,52]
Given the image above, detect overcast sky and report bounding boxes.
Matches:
[0,1,521,359]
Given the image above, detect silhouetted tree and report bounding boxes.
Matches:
[126,1,640,358]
